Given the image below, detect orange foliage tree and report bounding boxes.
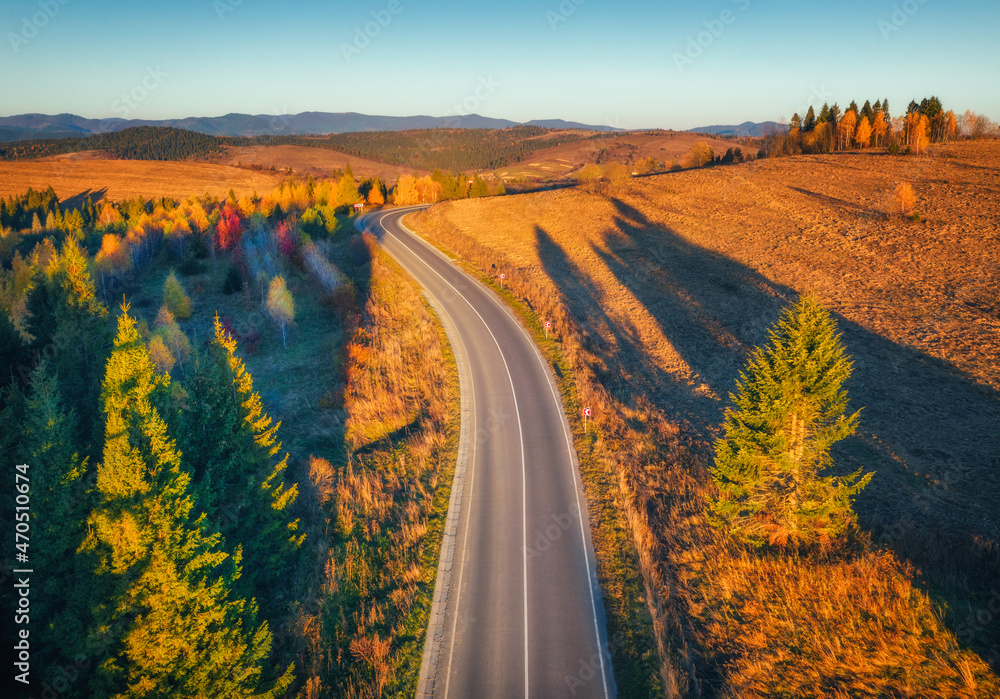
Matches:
[854,116,872,148]
[945,110,957,141]
[415,175,443,204]
[914,115,931,153]
[393,175,419,206]
[872,112,887,147]
[837,110,857,151]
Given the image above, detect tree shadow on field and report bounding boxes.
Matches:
[788,186,882,218]
[533,224,721,444]
[535,195,1000,669]
[62,187,108,210]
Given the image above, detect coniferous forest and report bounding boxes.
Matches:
[1,173,459,697]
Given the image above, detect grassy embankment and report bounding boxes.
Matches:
[298,233,459,698]
[406,140,1000,697]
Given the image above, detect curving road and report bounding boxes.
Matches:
[358,207,615,699]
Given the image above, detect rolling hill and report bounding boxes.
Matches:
[0,111,623,139]
[687,120,785,137]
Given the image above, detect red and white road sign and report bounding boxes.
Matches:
[583,407,592,417]
[500,273,506,280]
[545,321,551,328]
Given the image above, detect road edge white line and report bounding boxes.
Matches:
[380,213,531,699]
[392,211,614,698]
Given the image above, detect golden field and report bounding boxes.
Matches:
[0,155,285,201]
[408,139,1000,696]
[492,130,743,180]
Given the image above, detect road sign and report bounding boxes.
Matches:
[583,407,591,417]
[353,202,364,209]
[583,406,591,433]
[500,272,505,290]
[544,320,551,339]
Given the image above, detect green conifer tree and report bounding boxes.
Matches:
[860,99,873,122]
[0,307,31,409]
[80,308,292,697]
[707,294,873,550]
[19,361,91,667]
[25,238,111,449]
[803,105,816,132]
[179,315,303,601]
[469,175,489,198]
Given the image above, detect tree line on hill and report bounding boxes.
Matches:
[0,126,225,161]
[763,96,996,157]
[0,124,592,173]
[1,186,98,236]
[320,125,587,172]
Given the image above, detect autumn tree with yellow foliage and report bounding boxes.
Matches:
[854,116,872,148]
[266,275,295,348]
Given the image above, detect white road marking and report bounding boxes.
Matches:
[376,211,531,699]
[388,210,613,698]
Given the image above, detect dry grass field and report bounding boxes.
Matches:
[492,131,742,180]
[409,139,1000,696]
[0,156,285,201]
[208,144,429,181]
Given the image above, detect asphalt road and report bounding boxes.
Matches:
[358,207,614,699]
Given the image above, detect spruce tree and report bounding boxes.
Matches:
[860,99,873,122]
[0,307,31,408]
[79,308,292,698]
[707,294,873,550]
[19,361,92,669]
[803,106,816,132]
[25,238,111,452]
[179,315,303,601]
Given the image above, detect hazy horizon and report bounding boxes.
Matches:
[2,0,998,131]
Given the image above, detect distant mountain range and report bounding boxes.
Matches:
[687,121,785,137]
[0,112,622,141]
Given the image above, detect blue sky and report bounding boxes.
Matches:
[2,0,997,130]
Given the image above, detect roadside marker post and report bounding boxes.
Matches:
[500,272,505,290]
[544,320,551,339]
[584,406,591,433]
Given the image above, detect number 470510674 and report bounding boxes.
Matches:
[15,464,30,560]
